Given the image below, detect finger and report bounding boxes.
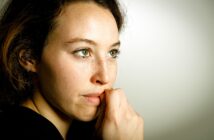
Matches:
[105,88,128,108]
[105,89,137,119]
[104,88,127,121]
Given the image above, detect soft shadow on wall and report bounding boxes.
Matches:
[116,0,214,140]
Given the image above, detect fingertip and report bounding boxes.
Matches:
[104,88,113,99]
[104,88,113,94]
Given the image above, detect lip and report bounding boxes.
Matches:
[82,92,104,106]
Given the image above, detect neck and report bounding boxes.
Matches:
[21,90,72,139]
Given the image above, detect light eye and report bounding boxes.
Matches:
[73,48,90,58]
[109,49,120,59]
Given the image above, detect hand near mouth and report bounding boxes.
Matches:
[95,89,144,140]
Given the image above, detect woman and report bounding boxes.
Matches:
[0,0,144,139]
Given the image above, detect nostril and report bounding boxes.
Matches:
[96,79,105,85]
[96,80,101,84]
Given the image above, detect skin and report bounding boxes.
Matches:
[20,2,144,140]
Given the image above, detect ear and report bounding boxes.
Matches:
[18,49,37,73]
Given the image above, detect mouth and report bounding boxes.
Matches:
[82,93,103,106]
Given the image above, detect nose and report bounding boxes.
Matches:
[91,58,110,85]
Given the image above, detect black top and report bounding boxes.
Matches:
[0,106,97,140]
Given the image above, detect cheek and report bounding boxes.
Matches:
[112,69,117,84]
[110,61,118,82]
[38,55,93,93]
[111,61,118,76]
[37,57,92,111]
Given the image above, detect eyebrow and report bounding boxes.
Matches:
[65,38,120,48]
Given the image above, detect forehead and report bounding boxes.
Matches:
[46,2,119,46]
[58,2,117,30]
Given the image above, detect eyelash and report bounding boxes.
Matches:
[109,49,120,59]
[72,48,90,58]
[72,48,120,59]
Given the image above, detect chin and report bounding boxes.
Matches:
[79,112,98,122]
[75,108,98,122]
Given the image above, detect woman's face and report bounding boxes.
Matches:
[37,2,119,121]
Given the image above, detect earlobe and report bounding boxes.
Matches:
[18,49,37,73]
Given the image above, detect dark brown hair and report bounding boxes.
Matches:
[0,0,124,106]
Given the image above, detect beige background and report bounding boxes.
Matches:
[116,0,214,140]
[1,0,214,140]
